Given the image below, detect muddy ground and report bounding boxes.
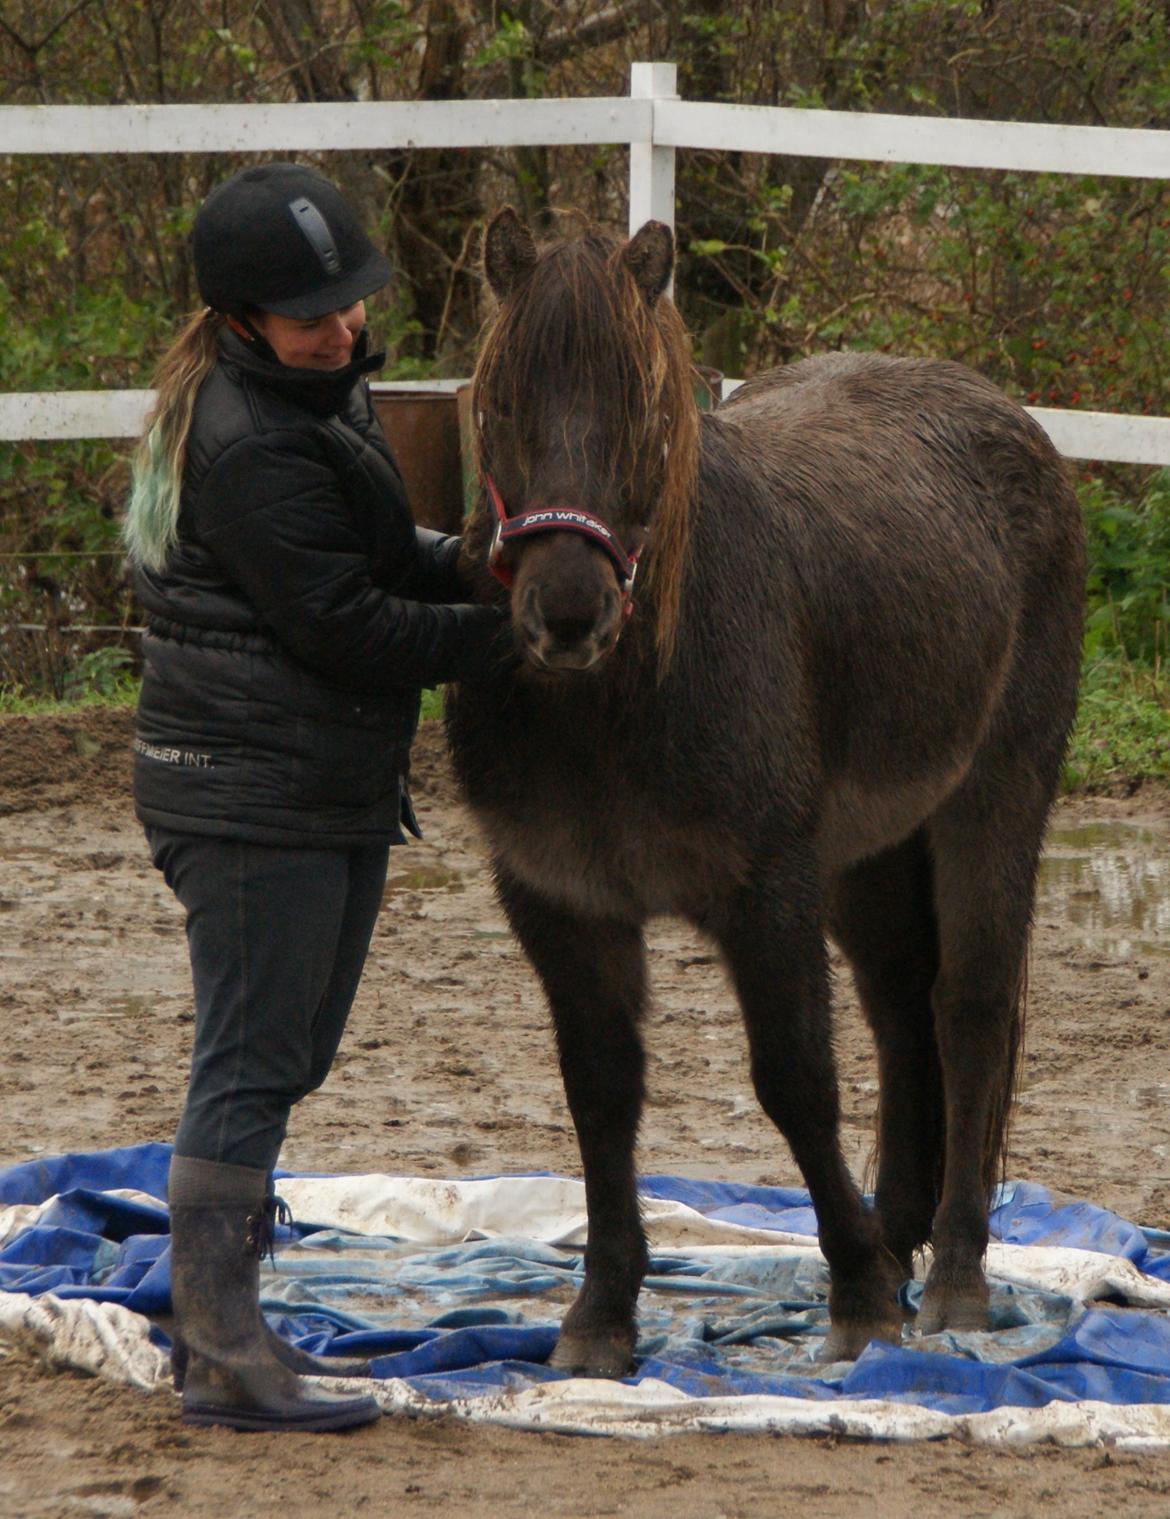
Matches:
[2,705,1170,1518]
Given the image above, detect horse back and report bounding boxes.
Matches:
[688,351,1084,862]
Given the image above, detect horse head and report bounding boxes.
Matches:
[471,209,699,674]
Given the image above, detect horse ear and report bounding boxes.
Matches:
[623,220,674,306]
[484,207,537,300]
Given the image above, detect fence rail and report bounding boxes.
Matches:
[6,389,1170,470]
[0,381,466,443]
[1,97,645,154]
[2,63,1169,466]
[656,100,1170,179]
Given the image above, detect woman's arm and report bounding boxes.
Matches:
[191,429,506,690]
[396,526,465,604]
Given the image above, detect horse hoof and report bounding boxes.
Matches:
[817,1314,902,1364]
[917,1267,989,1335]
[916,1287,989,1336]
[548,1330,634,1379]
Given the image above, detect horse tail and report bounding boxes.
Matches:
[984,948,1028,1205]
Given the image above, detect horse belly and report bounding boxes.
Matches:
[475,801,746,922]
[810,570,1019,874]
[817,766,972,877]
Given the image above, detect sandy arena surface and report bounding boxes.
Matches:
[2,706,1170,1517]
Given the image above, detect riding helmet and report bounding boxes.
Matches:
[192,162,391,318]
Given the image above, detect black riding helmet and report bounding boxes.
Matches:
[192,162,391,319]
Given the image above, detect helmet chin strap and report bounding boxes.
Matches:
[226,312,279,364]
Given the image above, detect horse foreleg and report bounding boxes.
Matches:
[714,872,902,1362]
[494,866,648,1377]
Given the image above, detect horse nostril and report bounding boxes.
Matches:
[544,615,598,648]
[518,604,546,645]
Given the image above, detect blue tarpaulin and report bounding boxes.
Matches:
[3,1143,1170,1441]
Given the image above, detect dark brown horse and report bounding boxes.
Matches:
[445,208,1085,1372]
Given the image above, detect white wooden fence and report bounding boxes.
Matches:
[3,60,1170,465]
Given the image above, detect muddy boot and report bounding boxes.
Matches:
[169,1193,372,1390]
[171,1327,372,1392]
[168,1156,381,1432]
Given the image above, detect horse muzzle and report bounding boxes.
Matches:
[482,474,640,674]
[514,572,626,673]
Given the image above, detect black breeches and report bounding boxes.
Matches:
[147,827,389,1171]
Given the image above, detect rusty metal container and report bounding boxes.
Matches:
[456,382,477,520]
[370,388,464,536]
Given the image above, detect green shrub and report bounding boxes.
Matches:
[1063,656,1170,791]
[1080,471,1170,667]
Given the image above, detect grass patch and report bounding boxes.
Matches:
[1063,656,1170,791]
[0,680,448,723]
[419,687,445,724]
[0,683,139,717]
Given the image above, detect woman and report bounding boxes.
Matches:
[124,162,506,1432]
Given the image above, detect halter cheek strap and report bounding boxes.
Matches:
[483,473,641,617]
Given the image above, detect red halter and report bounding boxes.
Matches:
[483,473,641,617]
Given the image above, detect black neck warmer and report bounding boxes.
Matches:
[218,324,386,418]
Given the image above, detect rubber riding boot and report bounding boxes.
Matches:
[169,1193,371,1390]
[171,1328,373,1392]
[168,1155,381,1432]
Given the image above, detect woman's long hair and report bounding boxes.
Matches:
[123,307,225,571]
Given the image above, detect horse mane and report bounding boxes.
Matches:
[471,225,699,672]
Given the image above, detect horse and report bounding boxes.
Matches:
[444,207,1085,1372]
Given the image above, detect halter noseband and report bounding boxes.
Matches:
[483,473,641,617]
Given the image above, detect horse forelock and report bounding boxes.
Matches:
[473,226,698,671]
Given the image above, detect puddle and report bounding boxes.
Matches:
[381,864,465,902]
[55,995,153,1024]
[1037,820,1170,957]
[103,994,151,1018]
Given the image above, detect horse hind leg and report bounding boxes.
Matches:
[712,864,903,1362]
[918,771,1049,1335]
[827,829,943,1286]
[493,865,648,1377]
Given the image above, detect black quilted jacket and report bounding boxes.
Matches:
[132,327,500,847]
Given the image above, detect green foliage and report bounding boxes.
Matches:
[0,280,165,393]
[1080,473,1170,665]
[419,688,445,724]
[682,159,1170,416]
[1060,471,1170,788]
[62,646,138,703]
[471,14,534,71]
[1063,657,1170,791]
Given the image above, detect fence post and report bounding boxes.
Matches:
[628,62,678,240]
